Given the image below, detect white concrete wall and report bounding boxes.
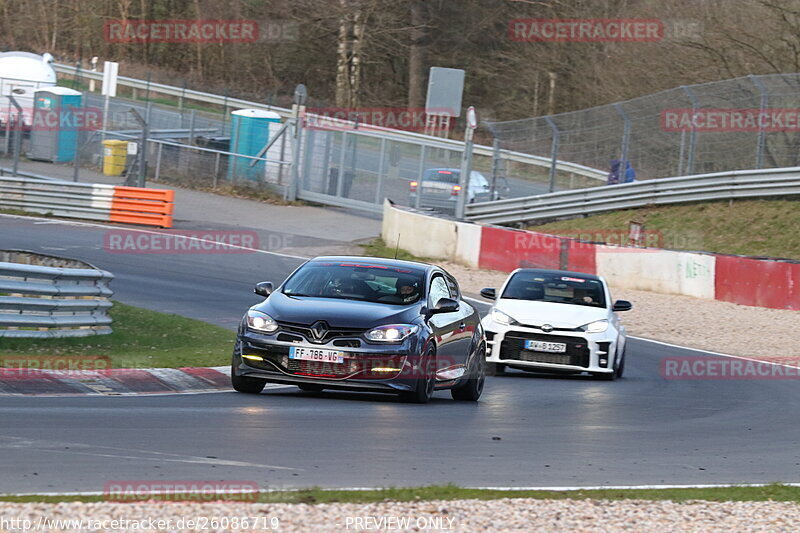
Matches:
[382,200,458,260]
[596,246,715,299]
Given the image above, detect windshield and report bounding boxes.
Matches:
[282,262,426,305]
[422,169,488,187]
[501,272,606,308]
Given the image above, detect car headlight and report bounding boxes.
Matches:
[491,308,516,326]
[365,324,418,342]
[246,310,278,333]
[582,319,609,333]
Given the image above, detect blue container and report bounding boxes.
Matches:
[29,87,84,163]
[228,109,282,182]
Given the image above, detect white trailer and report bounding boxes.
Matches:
[0,51,57,126]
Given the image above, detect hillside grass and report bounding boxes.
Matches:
[528,199,800,259]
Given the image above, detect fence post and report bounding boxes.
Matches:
[188,109,196,146]
[749,74,768,170]
[213,152,221,189]
[681,85,698,175]
[145,72,152,102]
[544,116,560,192]
[415,145,426,209]
[7,95,22,176]
[129,108,148,188]
[613,102,631,180]
[336,131,348,198]
[375,137,387,204]
[179,80,187,112]
[456,123,476,220]
[154,142,163,181]
[490,138,502,200]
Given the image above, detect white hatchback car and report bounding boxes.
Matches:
[481,269,632,380]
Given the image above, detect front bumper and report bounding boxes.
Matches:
[235,331,419,392]
[484,323,618,374]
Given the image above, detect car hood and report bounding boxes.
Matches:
[495,299,608,328]
[254,292,420,329]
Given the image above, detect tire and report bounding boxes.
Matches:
[487,362,506,376]
[451,344,486,402]
[297,384,324,392]
[231,340,266,394]
[400,347,437,404]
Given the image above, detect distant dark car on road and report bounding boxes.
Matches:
[409,168,501,211]
[231,256,486,403]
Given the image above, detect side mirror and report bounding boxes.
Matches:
[480,287,496,300]
[612,299,632,312]
[431,297,460,314]
[254,281,274,297]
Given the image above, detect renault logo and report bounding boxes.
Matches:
[309,321,328,342]
[541,324,554,333]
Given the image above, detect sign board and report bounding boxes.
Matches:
[425,67,464,118]
[127,142,138,155]
[101,61,119,97]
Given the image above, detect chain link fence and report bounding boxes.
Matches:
[486,73,800,187]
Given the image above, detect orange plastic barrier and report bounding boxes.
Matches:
[109,187,174,228]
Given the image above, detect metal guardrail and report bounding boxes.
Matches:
[465,167,800,225]
[0,176,175,227]
[53,63,606,181]
[0,250,113,338]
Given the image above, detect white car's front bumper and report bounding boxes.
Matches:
[484,321,619,374]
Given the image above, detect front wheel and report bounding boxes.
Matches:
[400,348,436,404]
[451,344,486,401]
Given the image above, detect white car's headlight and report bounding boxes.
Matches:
[365,324,418,342]
[583,319,609,333]
[491,308,516,326]
[246,310,278,333]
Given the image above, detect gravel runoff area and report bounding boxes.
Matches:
[442,262,800,361]
[1,499,799,532]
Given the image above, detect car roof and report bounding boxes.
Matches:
[309,256,435,272]
[511,268,603,282]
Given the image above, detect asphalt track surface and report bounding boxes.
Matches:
[2,216,799,493]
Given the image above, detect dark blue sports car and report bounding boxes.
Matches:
[231,256,486,403]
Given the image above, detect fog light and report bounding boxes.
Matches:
[372,367,402,372]
[599,358,608,367]
[242,354,264,361]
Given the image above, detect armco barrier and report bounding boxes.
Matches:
[0,250,114,338]
[715,255,800,310]
[0,177,174,228]
[382,201,800,310]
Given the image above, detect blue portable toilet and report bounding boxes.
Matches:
[28,87,85,163]
[228,109,282,181]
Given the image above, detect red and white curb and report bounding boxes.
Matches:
[0,366,288,397]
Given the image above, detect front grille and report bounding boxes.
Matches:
[500,331,590,367]
[277,321,365,344]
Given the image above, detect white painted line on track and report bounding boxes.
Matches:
[0,213,311,260]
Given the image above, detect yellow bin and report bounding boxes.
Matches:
[102,140,128,176]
